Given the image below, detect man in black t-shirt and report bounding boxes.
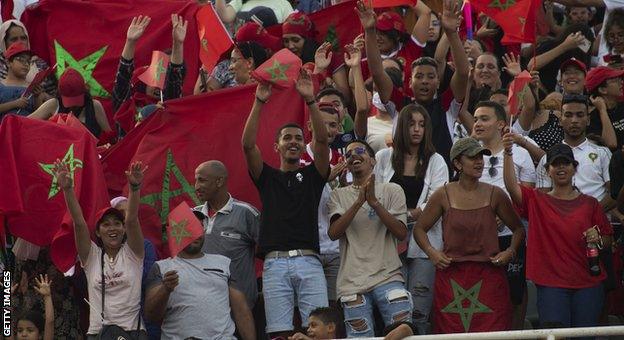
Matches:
[585,66,624,149]
[241,71,330,339]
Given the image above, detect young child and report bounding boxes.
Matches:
[0,42,45,119]
[288,307,344,340]
[16,274,54,340]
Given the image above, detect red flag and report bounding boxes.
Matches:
[138,51,170,90]
[507,70,532,116]
[251,48,302,89]
[49,113,98,143]
[22,0,200,120]
[101,84,306,257]
[197,3,234,71]
[23,65,56,96]
[471,0,539,45]
[166,201,204,257]
[372,0,417,7]
[0,115,110,272]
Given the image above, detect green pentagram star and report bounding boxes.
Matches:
[54,41,110,98]
[441,279,492,332]
[265,60,290,81]
[141,149,200,241]
[489,0,516,10]
[38,144,84,199]
[169,219,191,245]
[155,58,166,82]
[516,83,532,110]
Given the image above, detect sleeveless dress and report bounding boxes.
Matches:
[432,185,512,334]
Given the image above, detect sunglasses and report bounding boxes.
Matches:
[488,156,498,177]
[345,146,367,159]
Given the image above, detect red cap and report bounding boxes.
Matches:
[95,207,125,228]
[4,42,32,60]
[59,68,86,107]
[131,65,149,87]
[282,12,315,39]
[236,22,282,53]
[585,66,624,92]
[376,11,406,34]
[559,58,587,74]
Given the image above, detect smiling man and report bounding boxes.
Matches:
[241,72,330,338]
[327,140,410,338]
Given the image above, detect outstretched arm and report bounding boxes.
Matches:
[411,1,432,46]
[357,1,394,103]
[502,133,523,206]
[242,84,271,180]
[346,40,370,139]
[55,160,91,264]
[443,0,470,102]
[125,161,146,258]
[34,274,54,340]
[297,70,329,178]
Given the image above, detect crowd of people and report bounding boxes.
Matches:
[3,0,624,339]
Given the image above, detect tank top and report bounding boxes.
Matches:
[442,184,500,262]
[529,112,564,152]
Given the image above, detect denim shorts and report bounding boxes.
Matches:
[262,255,328,333]
[340,280,413,338]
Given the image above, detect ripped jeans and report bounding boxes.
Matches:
[340,280,413,337]
[407,258,435,334]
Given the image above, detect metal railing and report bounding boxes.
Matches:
[348,325,624,339]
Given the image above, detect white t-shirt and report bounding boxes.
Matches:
[480,146,536,236]
[536,139,611,200]
[82,242,144,334]
[598,0,624,65]
[366,116,394,154]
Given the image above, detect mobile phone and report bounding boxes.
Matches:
[578,37,591,53]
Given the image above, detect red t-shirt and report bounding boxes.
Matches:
[518,186,613,289]
[300,143,342,167]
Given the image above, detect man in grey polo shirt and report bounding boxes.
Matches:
[193,160,260,307]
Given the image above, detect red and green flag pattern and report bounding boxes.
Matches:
[138,51,170,90]
[470,0,540,45]
[167,201,204,257]
[251,48,302,89]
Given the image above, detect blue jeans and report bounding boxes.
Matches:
[341,281,413,338]
[263,256,328,333]
[536,283,604,336]
[407,258,435,335]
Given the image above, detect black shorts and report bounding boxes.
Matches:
[498,235,527,305]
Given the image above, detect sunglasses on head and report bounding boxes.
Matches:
[345,146,367,159]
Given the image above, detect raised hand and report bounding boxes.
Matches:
[441,0,461,33]
[295,69,315,101]
[344,43,362,68]
[314,42,333,71]
[353,33,365,51]
[171,14,188,44]
[125,161,147,186]
[329,160,347,182]
[53,160,73,190]
[127,15,151,42]
[355,0,376,31]
[33,274,52,297]
[590,95,607,113]
[162,270,179,292]
[562,32,586,51]
[255,82,272,102]
[502,53,522,77]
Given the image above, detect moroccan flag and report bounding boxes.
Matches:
[49,113,98,143]
[433,262,512,333]
[167,201,204,257]
[507,70,532,116]
[23,65,55,97]
[470,0,539,45]
[197,3,234,72]
[138,51,170,90]
[0,115,110,272]
[251,48,302,89]
[22,0,200,117]
[372,0,417,7]
[101,84,306,257]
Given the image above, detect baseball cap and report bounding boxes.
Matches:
[235,22,282,54]
[236,6,278,28]
[546,143,578,166]
[109,196,128,208]
[376,11,406,34]
[95,207,125,228]
[559,58,587,74]
[450,137,491,161]
[4,42,32,60]
[585,66,624,93]
[58,68,86,107]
